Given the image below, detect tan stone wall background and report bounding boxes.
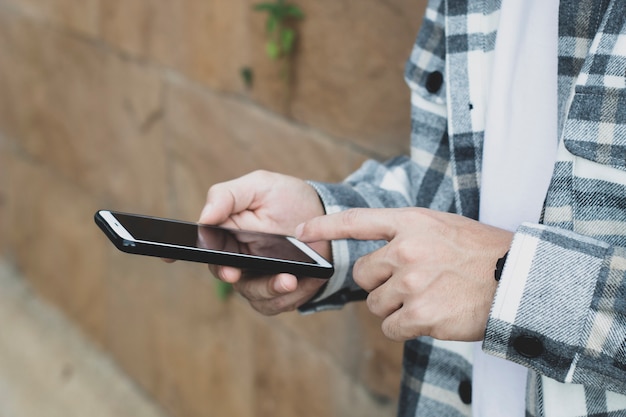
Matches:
[0,0,427,416]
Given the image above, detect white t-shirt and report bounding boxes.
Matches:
[474,0,560,415]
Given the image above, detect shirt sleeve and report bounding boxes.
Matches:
[484,222,626,395]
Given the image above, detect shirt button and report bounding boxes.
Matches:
[425,70,444,93]
[458,379,472,405]
[513,335,544,358]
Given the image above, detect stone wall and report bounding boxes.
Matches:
[0,0,427,416]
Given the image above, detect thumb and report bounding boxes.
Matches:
[198,174,261,225]
[198,183,238,225]
[198,201,228,225]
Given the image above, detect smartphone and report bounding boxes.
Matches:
[94,210,334,278]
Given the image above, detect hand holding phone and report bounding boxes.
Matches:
[193,171,337,315]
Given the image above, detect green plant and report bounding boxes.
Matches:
[254,0,304,61]
[215,280,234,301]
[240,66,254,89]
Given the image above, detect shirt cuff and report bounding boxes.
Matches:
[298,181,367,313]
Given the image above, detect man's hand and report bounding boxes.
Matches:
[198,170,330,315]
[296,208,513,341]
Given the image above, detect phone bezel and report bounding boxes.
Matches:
[95,210,334,278]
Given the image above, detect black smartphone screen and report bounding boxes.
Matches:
[113,212,317,264]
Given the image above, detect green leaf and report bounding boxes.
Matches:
[240,67,253,88]
[215,280,233,301]
[266,41,280,59]
[285,5,304,18]
[253,3,277,12]
[280,28,295,54]
[266,15,278,33]
[272,7,287,20]
[254,1,303,61]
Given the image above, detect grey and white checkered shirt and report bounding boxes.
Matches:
[301,0,626,415]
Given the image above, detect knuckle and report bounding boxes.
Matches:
[352,258,375,292]
[403,302,434,337]
[404,300,427,322]
[365,293,381,316]
[233,279,261,301]
[352,259,366,283]
[405,207,450,234]
[248,296,295,316]
[250,169,273,182]
[398,207,428,227]
[381,320,403,342]
[231,280,247,297]
[249,300,276,316]
[394,243,417,264]
[342,208,361,227]
[266,296,296,313]
[206,182,217,197]
[206,186,218,203]
[396,271,421,296]
[207,180,226,197]
[384,239,421,268]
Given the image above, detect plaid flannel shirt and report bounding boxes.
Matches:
[301,0,626,415]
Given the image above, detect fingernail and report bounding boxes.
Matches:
[295,223,304,238]
[221,266,240,283]
[275,274,297,293]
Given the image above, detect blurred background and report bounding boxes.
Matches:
[0,0,427,416]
